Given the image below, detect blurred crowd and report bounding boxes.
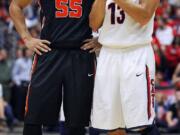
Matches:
[0,0,180,133]
[152,0,180,133]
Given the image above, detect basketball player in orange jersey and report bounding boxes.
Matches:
[81,0,161,135]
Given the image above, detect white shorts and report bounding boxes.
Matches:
[91,45,156,130]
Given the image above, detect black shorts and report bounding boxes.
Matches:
[24,48,96,127]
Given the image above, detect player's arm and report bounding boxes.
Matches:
[114,0,160,26]
[89,0,106,31]
[9,0,51,55]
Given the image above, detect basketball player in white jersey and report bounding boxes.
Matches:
[81,0,160,134]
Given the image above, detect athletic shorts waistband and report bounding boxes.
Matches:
[102,43,151,52]
[50,41,87,50]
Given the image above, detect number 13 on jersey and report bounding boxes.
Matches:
[55,0,83,18]
[108,3,125,24]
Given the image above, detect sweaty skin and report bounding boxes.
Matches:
[114,0,160,25]
[89,0,160,134]
[9,0,100,54]
[9,0,51,55]
[89,0,160,31]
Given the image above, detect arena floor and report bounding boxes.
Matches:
[0,127,180,135]
[0,126,179,135]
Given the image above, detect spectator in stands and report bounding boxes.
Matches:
[171,7,180,36]
[0,1,8,21]
[168,0,180,6]
[165,37,180,79]
[15,48,23,59]
[0,84,15,132]
[0,22,5,48]
[156,93,168,129]
[166,89,180,133]
[152,37,166,72]
[12,48,32,121]
[173,63,180,89]
[0,84,5,131]
[155,70,171,88]
[0,49,15,131]
[155,17,174,48]
[155,0,169,17]
[0,48,11,102]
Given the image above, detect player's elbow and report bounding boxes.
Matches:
[89,13,98,31]
[9,1,27,18]
[9,2,15,18]
[89,18,100,31]
[89,22,99,32]
[9,2,19,18]
[89,15,102,31]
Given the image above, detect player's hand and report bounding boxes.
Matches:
[23,37,51,55]
[81,38,102,53]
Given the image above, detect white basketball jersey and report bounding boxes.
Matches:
[98,0,155,48]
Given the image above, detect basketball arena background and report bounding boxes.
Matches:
[0,0,179,134]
